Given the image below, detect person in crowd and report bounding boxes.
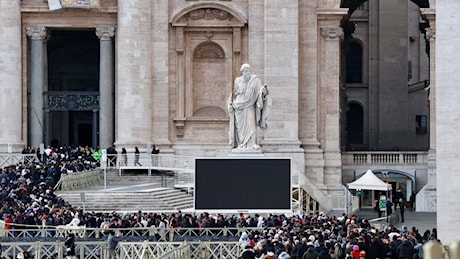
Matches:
[386,199,393,222]
[134,147,142,166]
[399,198,405,223]
[65,233,76,258]
[107,230,119,259]
[121,147,128,166]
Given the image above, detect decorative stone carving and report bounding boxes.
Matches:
[46,92,100,110]
[426,28,436,42]
[25,27,47,40]
[193,42,225,59]
[96,27,115,41]
[186,8,232,21]
[320,27,343,40]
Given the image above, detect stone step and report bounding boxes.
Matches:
[58,187,194,212]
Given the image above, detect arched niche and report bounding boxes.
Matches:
[170,3,247,136]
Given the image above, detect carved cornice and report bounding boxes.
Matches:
[320,27,343,40]
[25,26,47,40]
[96,27,115,41]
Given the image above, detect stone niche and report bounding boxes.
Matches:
[170,3,247,138]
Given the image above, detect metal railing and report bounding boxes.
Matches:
[0,224,257,241]
[0,240,243,259]
[107,154,194,171]
[1,235,459,259]
[0,154,39,168]
[54,169,101,191]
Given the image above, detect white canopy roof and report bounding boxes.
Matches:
[347,169,392,191]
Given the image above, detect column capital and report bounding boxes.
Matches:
[426,28,436,42]
[96,27,116,41]
[26,26,47,40]
[320,27,343,40]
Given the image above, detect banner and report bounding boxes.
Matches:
[48,0,62,10]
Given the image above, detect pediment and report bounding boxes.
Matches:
[170,3,246,27]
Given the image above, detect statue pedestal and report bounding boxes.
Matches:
[229,148,264,156]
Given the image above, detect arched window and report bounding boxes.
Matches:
[346,102,364,144]
[346,41,363,83]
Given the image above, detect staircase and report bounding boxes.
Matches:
[56,169,194,212]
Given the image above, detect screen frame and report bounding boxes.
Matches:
[193,157,292,214]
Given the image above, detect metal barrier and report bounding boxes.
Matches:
[0,154,39,168]
[54,169,101,191]
[0,240,242,259]
[0,224,255,241]
[2,238,460,259]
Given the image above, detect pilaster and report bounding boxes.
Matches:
[317,7,347,187]
[151,0,172,149]
[115,1,152,149]
[260,0,302,151]
[0,0,23,151]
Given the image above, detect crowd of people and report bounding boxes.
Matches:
[1,145,98,234]
[236,212,438,259]
[0,146,439,259]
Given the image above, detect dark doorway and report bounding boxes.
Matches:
[69,111,93,147]
[47,29,99,147]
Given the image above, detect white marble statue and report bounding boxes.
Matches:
[228,63,269,149]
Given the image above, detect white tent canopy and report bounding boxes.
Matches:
[347,169,392,191]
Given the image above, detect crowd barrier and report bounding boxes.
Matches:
[0,240,242,259]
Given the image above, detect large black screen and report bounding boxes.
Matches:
[194,158,291,212]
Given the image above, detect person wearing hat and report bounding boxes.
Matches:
[351,245,360,259]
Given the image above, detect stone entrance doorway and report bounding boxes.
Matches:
[45,29,100,148]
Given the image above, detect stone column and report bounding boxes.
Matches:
[0,0,23,152]
[96,27,115,149]
[26,26,47,148]
[115,1,152,149]
[320,26,344,185]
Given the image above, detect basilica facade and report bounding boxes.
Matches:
[4,0,458,244]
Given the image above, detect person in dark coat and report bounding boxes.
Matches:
[296,238,309,259]
[65,233,76,257]
[386,199,393,222]
[240,245,257,259]
[302,243,318,259]
[396,238,414,259]
[317,245,331,259]
[399,198,405,223]
[366,237,384,259]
